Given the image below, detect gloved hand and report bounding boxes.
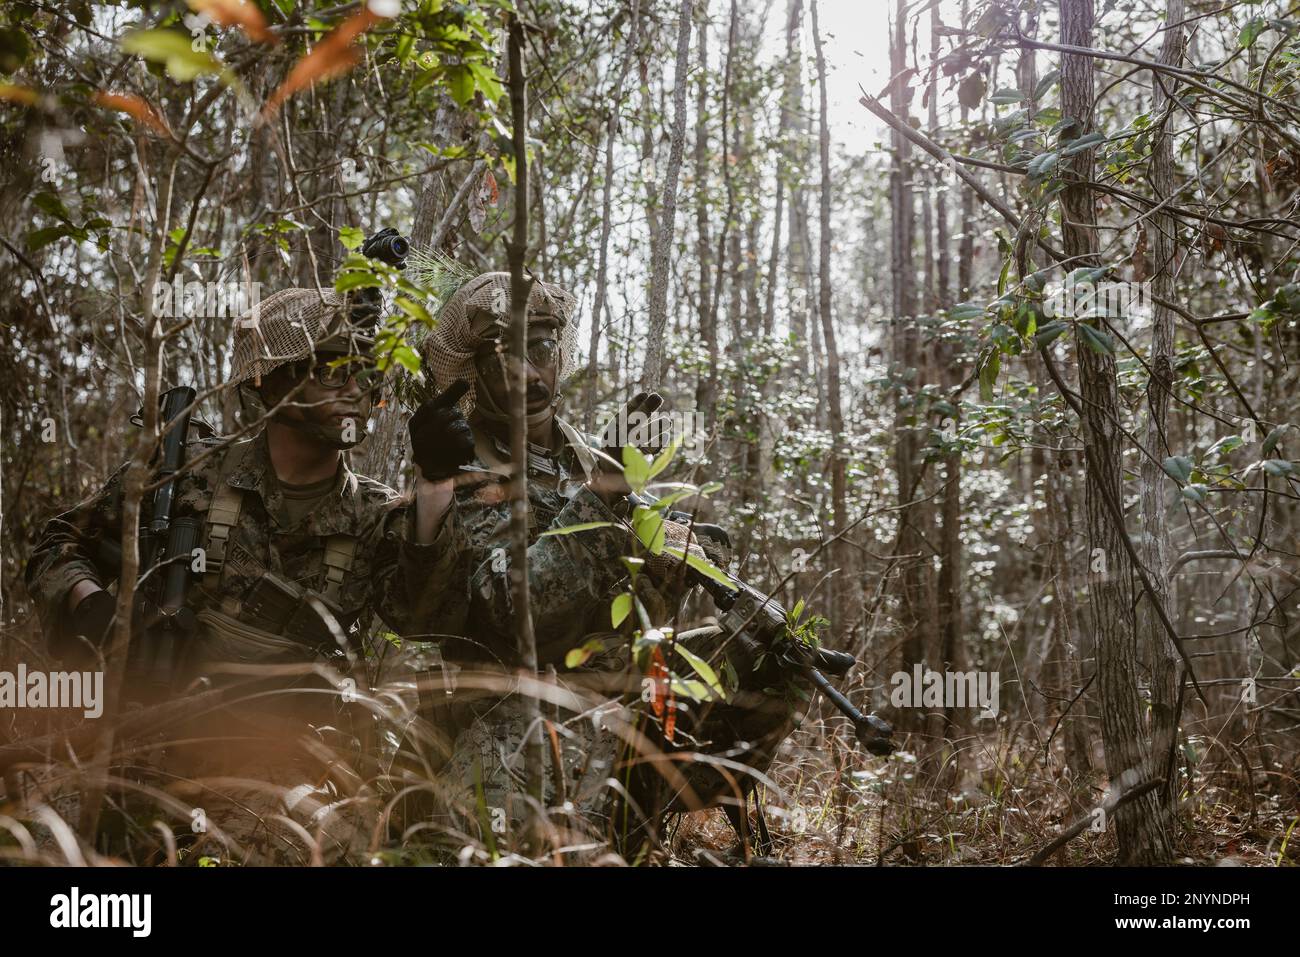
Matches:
[409,381,476,481]
[57,587,116,661]
[599,390,671,466]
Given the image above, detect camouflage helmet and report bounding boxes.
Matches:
[231,287,376,386]
[420,271,578,415]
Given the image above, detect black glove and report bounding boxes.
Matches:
[599,390,667,467]
[361,227,409,269]
[409,381,476,481]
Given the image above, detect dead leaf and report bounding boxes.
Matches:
[93,91,172,138]
[260,7,387,122]
[187,0,278,45]
[0,84,38,106]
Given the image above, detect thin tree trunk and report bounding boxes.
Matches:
[811,0,849,647]
[505,15,543,842]
[585,1,640,429]
[640,0,696,390]
[889,0,924,728]
[1059,0,1171,864]
[1139,0,1186,822]
[693,8,718,427]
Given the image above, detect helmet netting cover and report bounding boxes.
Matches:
[230,287,354,385]
[420,271,578,415]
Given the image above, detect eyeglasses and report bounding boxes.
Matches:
[475,338,560,380]
[311,357,378,389]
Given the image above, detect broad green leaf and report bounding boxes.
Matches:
[672,643,726,700]
[989,88,1025,105]
[122,29,223,82]
[611,593,632,628]
[1263,459,1295,477]
[1062,131,1106,156]
[633,507,665,554]
[338,226,364,250]
[647,434,682,481]
[948,302,986,321]
[1028,151,1060,177]
[1034,319,1069,347]
[1261,426,1286,455]
[623,444,651,491]
[390,344,421,374]
[334,270,381,293]
[394,296,432,324]
[1162,455,1193,484]
[1076,322,1115,355]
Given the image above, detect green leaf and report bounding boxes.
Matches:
[1033,69,1060,101]
[622,445,651,492]
[121,29,223,82]
[1206,435,1244,459]
[989,88,1025,105]
[394,296,432,325]
[632,507,665,554]
[538,521,616,538]
[1162,455,1193,484]
[1028,151,1060,177]
[390,344,421,374]
[1261,426,1286,455]
[647,435,682,481]
[565,638,606,669]
[663,546,733,590]
[338,226,365,250]
[611,593,633,628]
[26,225,70,251]
[1239,18,1268,48]
[672,643,726,700]
[446,64,474,106]
[334,270,381,293]
[948,301,986,321]
[978,350,1001,401]
[1034,319,1069,347]
[1181,484,1206,503]
[1062,131,1106,156]
[1263,459,1295,477]
[1076,322,1115,355]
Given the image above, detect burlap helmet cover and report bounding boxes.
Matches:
[420,272,578,414]
[230,287,370,385]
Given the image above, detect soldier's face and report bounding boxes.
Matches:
[262,354,374,449]
[474,325,560,418]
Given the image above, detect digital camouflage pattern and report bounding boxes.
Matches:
[27,429,464,649]
[432,418,809,857]
[25,428,465,864]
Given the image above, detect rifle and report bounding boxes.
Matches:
[100,386,201,696]
[629,495,895,755]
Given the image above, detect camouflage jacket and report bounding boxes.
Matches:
[25,429,466,656]
[441,417,640,668]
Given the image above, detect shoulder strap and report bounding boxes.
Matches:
[320,534,358,604]
[204,483,245,592]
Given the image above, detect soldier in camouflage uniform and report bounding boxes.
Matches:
[417,272,811,861]
[25,264,473,864]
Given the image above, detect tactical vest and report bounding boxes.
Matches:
[195,482,359,660]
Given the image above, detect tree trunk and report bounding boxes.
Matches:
[810,1,849,648]
[1138,0,1186,823]
[1059,0,1172,864]
[640,0,696,390]
[505,15,544,842]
